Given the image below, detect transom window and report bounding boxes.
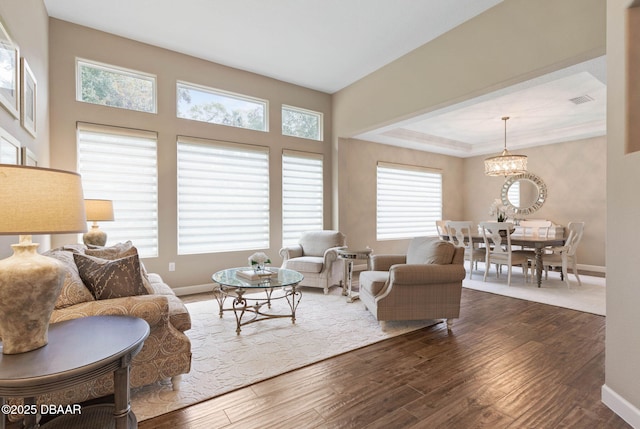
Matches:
[76,59,157,113]
[77,123,159,257]
[282,150,324,246]
[177,136,270,254]
[282,105,323,141]
[376,162,442,240]
[177,81,267,132]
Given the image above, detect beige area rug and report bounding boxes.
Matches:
[131,287,437,421]
[462,266,606,316]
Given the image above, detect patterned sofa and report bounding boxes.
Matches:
[8,242,192,415]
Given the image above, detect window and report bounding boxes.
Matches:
[76,59,156,113]
[77,123,159,257]
[282,105,323,141]
[177,136,270,254]
[177,81,267,132]
[376,162,442,240]
[282,151,323,246]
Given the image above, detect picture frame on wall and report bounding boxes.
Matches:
[0,126,21,165]
[21,57,36,137]
[0,19,20,119]
[21,146,37,166]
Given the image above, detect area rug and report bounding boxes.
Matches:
[462,268,605,316]
[130,288,437,421]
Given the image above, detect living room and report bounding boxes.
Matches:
[0,0,638,427]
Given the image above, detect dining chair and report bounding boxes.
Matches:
[513,219,552,277]
[446,221,485,279]
[479,221,529,286]
[435,220,451,240]
[543,221,585,288]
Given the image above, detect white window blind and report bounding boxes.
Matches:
[77,123,159,257]
[282,150,323,246]
[177,136,270,254]
[376,162,442,240]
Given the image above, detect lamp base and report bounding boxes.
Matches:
[83,224,107,246]
[0,241,65,354]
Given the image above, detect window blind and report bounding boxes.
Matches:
[77,123,159,257]
[177,136,270,254]
[376,162,442,240]
[282,150,323,246]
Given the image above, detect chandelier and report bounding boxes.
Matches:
[484,116,527,176]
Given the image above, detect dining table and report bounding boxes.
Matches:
[444,234,565,287]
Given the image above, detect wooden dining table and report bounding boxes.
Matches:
[444,234,565,287]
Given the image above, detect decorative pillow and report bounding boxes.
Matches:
[45,248,95,309]
[73,253,148,300]
[85,241,153,293]
[406,237,455,265]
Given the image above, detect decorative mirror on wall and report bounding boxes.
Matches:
[500,172,547,216]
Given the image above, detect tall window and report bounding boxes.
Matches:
[177,81,267,132]
[282,151,323,246]
[282,105,323,141]
[376,162,442,240]
[76,59,157,113]
[177,136,270,254]
[77,123,159,257]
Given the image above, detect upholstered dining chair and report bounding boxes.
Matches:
[544,221,585,288]
[279,230,347,294]
[358,236,465,329]
[445,221,485,279]
[479,222,529,286]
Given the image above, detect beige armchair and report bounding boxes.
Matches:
[358,237,465,328]
[279,230,347,294]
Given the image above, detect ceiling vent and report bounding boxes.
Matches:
[569,95,595,105]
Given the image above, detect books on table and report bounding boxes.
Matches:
[236,269,277,281]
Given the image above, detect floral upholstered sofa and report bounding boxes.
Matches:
[8,242,192,413]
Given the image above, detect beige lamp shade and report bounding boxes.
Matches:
[84,199,115,222]
[0,165,87,235]
[0,165,87,354]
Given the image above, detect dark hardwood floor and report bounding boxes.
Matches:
[139,287,629,429]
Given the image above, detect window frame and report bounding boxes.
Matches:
[75,58,157,114]
[376,162,443,241]
[176,81,269,132]
[281,104,323,141]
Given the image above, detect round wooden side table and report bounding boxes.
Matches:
[0,316,150,429]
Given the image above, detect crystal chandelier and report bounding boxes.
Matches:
[484,116,527,176]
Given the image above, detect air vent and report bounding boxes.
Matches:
[569,95,595,105]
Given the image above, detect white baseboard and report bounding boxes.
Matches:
[173,283,215,297]
[578,264,606,274]
[602,384,640,428]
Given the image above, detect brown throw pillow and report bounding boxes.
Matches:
[73,253,148,300]
[85,241,153,293]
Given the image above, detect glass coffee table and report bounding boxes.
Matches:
[212,267,304,334]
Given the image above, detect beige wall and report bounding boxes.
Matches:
[338,138,465,254]
[0,0,50,258]
[463,136,606,269]
[604,0,640,423]
[48,19,333,288]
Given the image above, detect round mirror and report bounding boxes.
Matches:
[501,172,547,216]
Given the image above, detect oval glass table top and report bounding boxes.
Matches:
[212,267,304,289]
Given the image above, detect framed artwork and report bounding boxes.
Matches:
[0,126,21,165]
[21,146,37,166]
[21,57,36,137]
[0,19,19,119]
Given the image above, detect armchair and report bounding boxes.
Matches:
[358,237,466,328]
[279,230,347,294]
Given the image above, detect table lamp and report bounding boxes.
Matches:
[0,165,87,354]
[83,199,114,246]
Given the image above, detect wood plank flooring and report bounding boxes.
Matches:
[140,287,630,429]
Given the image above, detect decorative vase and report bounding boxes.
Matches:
[0,242,65,354]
